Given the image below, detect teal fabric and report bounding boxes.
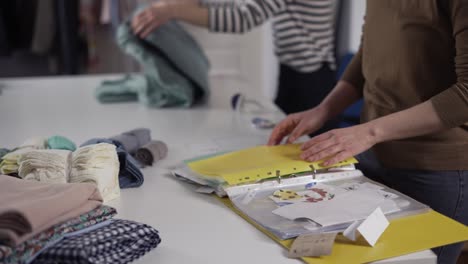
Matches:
[96,75,142,103]
[96,18,210,108]
[47,136,76,151]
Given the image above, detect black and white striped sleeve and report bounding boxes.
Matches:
[205,0,288,33]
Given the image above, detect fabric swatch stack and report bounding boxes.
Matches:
[0,176,161,264]
[13,143,120,202]
[71,143,121,202]
[19,149,72,184]
[0,129,168,194]
[0,137,48,175]
[0,136,76,176]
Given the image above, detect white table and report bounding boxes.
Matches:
[0,75,436,264]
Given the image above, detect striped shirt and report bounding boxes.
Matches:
[205,0,336,73]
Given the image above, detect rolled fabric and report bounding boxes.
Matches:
[47,136,76,151]
[18,150,72,184]
[135,140,168,166]
[81,139,144,189]
[31,219,161,264]
[110,128,151,154]
[0,176,102,247]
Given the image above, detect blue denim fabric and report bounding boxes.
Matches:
[81,138,144,189]
[357,151,468,264]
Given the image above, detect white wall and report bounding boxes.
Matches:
[338,0,366,56]
[183,22,278,103]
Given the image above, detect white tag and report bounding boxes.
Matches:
[342,220,361,241]
[288,232,337,258]
[343,207,389,247]
[195,186,215,194]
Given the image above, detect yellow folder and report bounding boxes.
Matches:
[218,197,468,264]
[188,144,358,185]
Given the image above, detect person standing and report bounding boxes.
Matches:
[132,0,338,132]
[268,1,468,263]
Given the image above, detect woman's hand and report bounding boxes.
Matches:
[131,1,173,38]
[267,106,330,145]
[300,123,378,166]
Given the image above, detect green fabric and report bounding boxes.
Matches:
[47,136,76,151]
[0,148,10,159]
[96,18,210,108]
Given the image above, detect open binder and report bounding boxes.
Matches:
[173,144,468,263]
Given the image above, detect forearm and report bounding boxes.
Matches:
[168,0,209,28]
[367,100,447,144]
[318,80,362,120]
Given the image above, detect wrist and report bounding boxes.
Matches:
[154,0,176,19]
[364,120,384,145]
[165,0,198,19]
[316,103,332,121]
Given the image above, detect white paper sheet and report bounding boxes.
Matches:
[272,189,399,227]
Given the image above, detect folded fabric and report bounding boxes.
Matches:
[96,17,210,108]
[0,137,47,175]
[32,219,161,264]
[71,143,121,202]
[135,140,168,166]
[0,176,102,247]
[110,128,151,154]
[18,150,72,184]
[0,149,29,175]
[47,136,76,151]
[81,139,144,188]
[95,74,143,103]
[0,148,10,159]
[0,205,117,264]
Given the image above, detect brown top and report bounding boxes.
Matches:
[342,0,468,170]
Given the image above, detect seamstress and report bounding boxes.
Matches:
[268,1,468,263]
[131,0,338,133]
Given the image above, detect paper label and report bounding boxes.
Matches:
[288,232,337,258]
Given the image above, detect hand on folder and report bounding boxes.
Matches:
[268,107,377,167]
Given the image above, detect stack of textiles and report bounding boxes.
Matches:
[0,137,48,175]
[14,143,120,202]
[71,143,121,201]
[0,136,75,175]
[18,150,72,184]
[0,176,161,264]
[0,129,168,195]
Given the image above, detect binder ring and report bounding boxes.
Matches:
[276,170,281,184]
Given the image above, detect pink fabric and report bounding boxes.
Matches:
[0,175,102,246]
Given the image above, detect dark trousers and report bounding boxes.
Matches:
[274,63,337,135]
[356,151,468,264]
